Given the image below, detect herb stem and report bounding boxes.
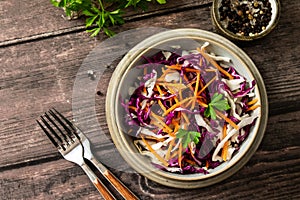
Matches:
[98,0,104,11]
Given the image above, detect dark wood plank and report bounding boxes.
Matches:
[0,145,298,199]
[0,0,211,45]
[1,1,300,168]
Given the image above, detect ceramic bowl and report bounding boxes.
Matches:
[211,0,280,41]
[106,28,268,188]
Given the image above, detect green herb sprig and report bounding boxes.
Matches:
[176,128,201,148]
[50,0,167,37]
[204,93,231,120]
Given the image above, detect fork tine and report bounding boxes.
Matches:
[36,119,63,150]
[51,108,76,132]
[48,109,76,140]
[44,112,72,143]
[40,115,65,144]
[49,108,80,141]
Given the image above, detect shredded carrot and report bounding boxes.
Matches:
[170,150,178,159]
[141,135,169,166]
[158,100,167,113]
[165,138,175,160]
[182,113,190,124]
[156,85,164,96]
[151,112,173,132]
[197,75,217,96]
[205,68,218,72]
[194,72,201,96]
[173,122,180,135]
[178,142,183,168]
[158,82,186,90]
[185,159,196,166]
[184,97,195,108]
[247,98,259,106]
[128,106,137,111]
[143,87,147,94]
[215,110,239,130]
[157,68,173,81]
[166,64,200,73]
[178,77,183,101]
[141,135,165,142]
[188,144,198,165]
[155,85,168,113]
[195,96,208,108]
[151,121,165,131]
[199,57,203,67]
[221,125,229,161]
[163,97,194,116]
[197,48,234,80]
[206,160,209,168]
[185,79,196,87]
[191,72,201,110]
[183,74,197,94]
[168,85,191,124]
[246,104,261,112]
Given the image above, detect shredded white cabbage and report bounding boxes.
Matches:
[195,113,214,133]
[165,71,180,82]
[212,109,260,161]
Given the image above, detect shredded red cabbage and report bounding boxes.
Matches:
[121,43,260,174]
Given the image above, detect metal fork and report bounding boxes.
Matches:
[37,109,116,199]
[37,109,139,200]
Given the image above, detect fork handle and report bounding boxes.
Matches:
[90,157,140,200]
[81,164,116,200]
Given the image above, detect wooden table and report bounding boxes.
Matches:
[1,0,299,199]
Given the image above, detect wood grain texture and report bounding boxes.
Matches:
[0,0,299,199]
[0,145,299,199]
[0,0,211,46]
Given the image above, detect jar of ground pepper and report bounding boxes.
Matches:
[211,0,280,41]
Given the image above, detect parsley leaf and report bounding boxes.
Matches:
[176,129,201,148]
[204,93,230,120]
[51,0,167,37]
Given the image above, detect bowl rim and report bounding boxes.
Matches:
[106,28,268,188]
[211,0,281,41]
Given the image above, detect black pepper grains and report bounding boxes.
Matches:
[219,0,272,36]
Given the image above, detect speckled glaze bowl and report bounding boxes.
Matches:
[211,0,280,41]
[106,28,268,188]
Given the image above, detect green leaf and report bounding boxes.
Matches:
[50,0,61,7]
[204,93,230,120]
[212,100,230,111]
[86,15,98,27]
[190,131,201,138]
[125,0,141,8]
[59,0,67,7]
[211,93,223,103]
[176,129,201,148]
[101,11,105,26]
[183,136,191,148]
[103,27,115,37]
[109,15,115,25]
[204,105,211,118]
[82,9,95,17]
[176,129,187,138]
[91,6,101,14]
[110,9,120,15]
[210,107,217,120]
[156,0,166,4]
[50,0,168,37]
[90,27,101,37]
[65,9,72,17]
